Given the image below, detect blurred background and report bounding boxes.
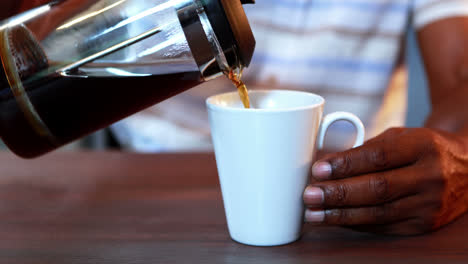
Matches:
[0,26,431,155]
[0,0,433,156]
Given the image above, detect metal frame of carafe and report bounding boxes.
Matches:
[175,0,235,81]
[10,0,239,80]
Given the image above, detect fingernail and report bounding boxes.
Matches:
[312,161,332,180]
[305,209,325,223]
[303,186,324,206]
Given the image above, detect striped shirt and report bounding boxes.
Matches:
[111,0,468,152]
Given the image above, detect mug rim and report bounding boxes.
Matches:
[206,89,325,113]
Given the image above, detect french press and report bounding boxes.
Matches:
[0,0,255,158]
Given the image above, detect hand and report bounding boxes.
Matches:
[303,127,468,235]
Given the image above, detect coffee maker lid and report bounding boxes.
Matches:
[203,0,256,67]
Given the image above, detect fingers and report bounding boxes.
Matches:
[304,166,420,208]
[312,128,423,181]
[305,195,418,227]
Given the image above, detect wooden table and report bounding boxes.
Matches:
[0,151,467,264]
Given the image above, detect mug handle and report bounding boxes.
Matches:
[317,112,365,150]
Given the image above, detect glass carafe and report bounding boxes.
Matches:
[0,0,255,158]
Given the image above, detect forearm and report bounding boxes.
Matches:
[418,17,468,137]
[424,87,468,136]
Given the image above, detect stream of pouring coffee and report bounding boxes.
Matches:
[228,68,250,108]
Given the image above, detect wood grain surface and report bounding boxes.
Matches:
[0,151,466,264]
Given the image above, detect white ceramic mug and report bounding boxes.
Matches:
[207,90,365,246]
